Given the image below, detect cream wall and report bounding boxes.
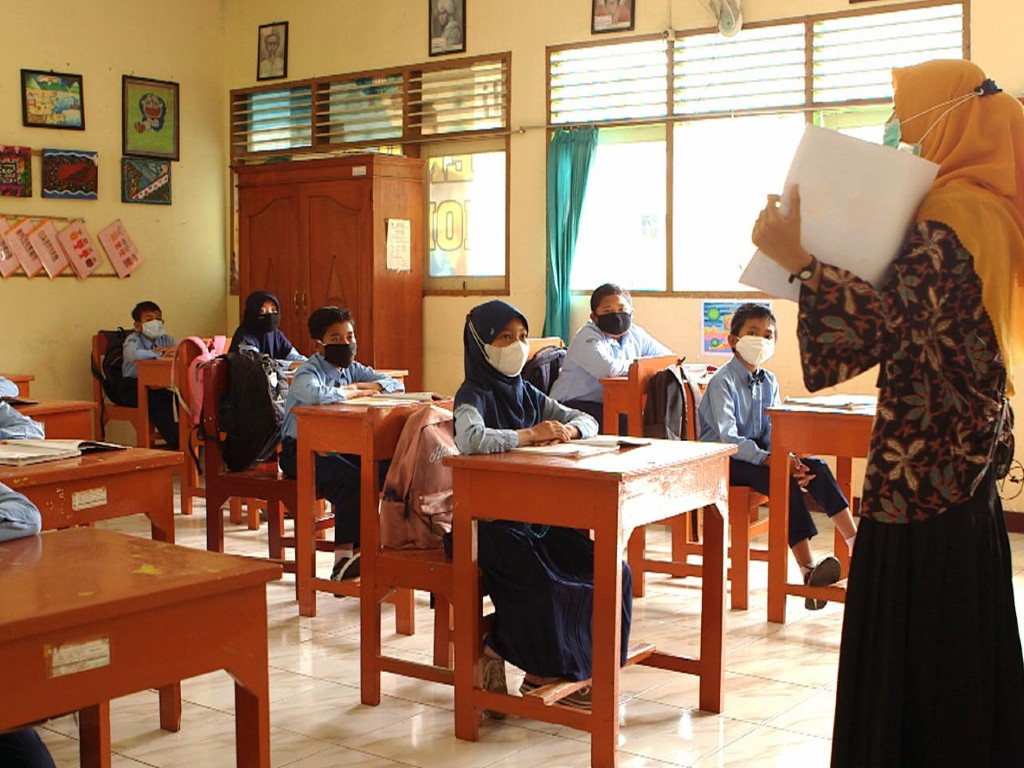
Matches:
[0,1,228,408]
[223,0,1022,508]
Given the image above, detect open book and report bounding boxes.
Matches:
[379,392,442,403]
[0,439,126,466]
[783,394,877,411]
[513,443,620,459]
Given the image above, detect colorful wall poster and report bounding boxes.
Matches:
[702,300,771,355]
[0,146,32,197]
[58,219,102,279]
[27,219,70,278]
[41,149,98,199]
[98,219,142,278]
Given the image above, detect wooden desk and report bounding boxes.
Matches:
[0,448,181,543]
[767,406,874,624]
[1,373,34,397]
[0,527,280,768]
[135,357,173,449]
[293,399,427,618]
[447,440,735,768]
[15,399,96,440]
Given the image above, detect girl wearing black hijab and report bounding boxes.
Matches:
[229,290,306,365]
[453,299,633,713]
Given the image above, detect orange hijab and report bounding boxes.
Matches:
[893,60,1024,393]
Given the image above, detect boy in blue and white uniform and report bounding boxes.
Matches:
[278,306,404,581]
[0,402,43,440]
[550,283,672,431]
[119,300,179,450]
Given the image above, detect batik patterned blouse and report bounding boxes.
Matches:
[797,221,1013,524]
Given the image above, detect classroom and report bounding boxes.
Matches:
[1,0,1022,766]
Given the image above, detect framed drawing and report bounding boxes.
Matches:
[121,157,172,205]
[592,0,635,34]
[122,75,180,161]
[21,70,85,129]
[0,147,32,197]
[42,149,98,200]
[257,21,288,80]
[429,0,466,56]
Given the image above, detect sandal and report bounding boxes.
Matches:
[481,655,507,720]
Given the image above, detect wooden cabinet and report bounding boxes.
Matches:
[236,155,425,389]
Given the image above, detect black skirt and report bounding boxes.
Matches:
[832,475,1024,768]
[478,521,633,681]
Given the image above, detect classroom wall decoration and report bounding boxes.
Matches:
[0,146,32,197]
[57,219,101,279]
[122,75,180,161]
[121,157,171,205]
[98,219,142,278]
[20,70,85,130]
[41,149,99,200]
[702,300,772,355]
[0,219,19,277]
[27,219,70,278]
[4,218,46,277]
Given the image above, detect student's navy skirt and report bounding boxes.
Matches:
[831,474,1024,768]
[478,521,632,681]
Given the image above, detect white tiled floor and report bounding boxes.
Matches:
[36,495,1024,768]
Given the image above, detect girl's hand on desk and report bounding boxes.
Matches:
[519,420,576,446]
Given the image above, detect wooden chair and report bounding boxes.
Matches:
[526,336,565,358]
[90,331,159,447]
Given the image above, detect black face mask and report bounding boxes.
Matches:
[254,312,280,333]
[595,312,632,336]
[323,341,356,369]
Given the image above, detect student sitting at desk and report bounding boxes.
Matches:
[0,376,19,399]
[278,306,403,582]
[0,483,56,768]
[230,290,306,368]
[697,302,857,610]
[0,401,44,440]
[454,299,631,714]
[550,283,672,430]
[119,301,179,450]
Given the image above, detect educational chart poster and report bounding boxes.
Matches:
[5,217,45,277]
[41,149,98,199]
[702,300,772,355]
[0,146,32,197]
[98,219,142,278]
[58,219,102,279]
[0,218,20,277]
[27,219,70,278]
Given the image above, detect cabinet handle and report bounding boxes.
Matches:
[293,291,301,315]
[301,291,308,311]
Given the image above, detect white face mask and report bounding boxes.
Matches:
[141,319,164,340]
[485,340,530,377]
[734,336,774,368]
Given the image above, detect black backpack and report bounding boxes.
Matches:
[521,344,567,396]
[218,350,288,472]
[91,328,130,404]
[642,364,702,441]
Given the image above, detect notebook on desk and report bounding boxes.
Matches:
[1,396,39,406]
[783,394,877,412]
[0,439,126,466]
[513,442,620,459]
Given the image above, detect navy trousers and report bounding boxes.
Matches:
[0,729,57,768]
[116,378,180,450]
[730,456,849,547]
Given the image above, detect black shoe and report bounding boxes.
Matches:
[330,553,361,582]
[804,555,841,610]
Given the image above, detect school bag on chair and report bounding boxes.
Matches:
[91,328,131,405]
[521,344,567,396]
[379,404,458,549]
[217,349,288,471]
[643,363,703,440]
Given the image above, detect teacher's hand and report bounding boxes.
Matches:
[751,186,814,277]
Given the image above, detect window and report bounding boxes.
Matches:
[548,1,966,294]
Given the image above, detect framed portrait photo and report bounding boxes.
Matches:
[429,0,466,56]
[21,69,85,130]
[592,0,635,34]
[257,21,289,81]
[122,75,180,161]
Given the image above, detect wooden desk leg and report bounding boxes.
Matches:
[295,435,317,617]
[79,701,111,768]
[180,417,195,515]
[592,521,623,768]
[768,439,791,624]
[626,526,646,598]
[158,684,182,731]
[234,597,272,768]
[361,457,383,706]
[138,385,153,449]
[148,469,176,545]
[835,457,853,577]
[698,500,726,713]
[453,500,481,742]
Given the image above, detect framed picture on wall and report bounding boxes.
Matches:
[257,21,289,80]
[429,0,466,56]
[20,70,85,130]
[122,75,180,161]
[592,0,635,34]
[121,157,172,205]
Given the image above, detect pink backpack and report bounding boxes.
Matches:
[171,335,227,427]
[379,404,458,549]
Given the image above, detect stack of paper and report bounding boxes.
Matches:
[513,443,619,459]
[783,394,877,412]
[0,439,125,466]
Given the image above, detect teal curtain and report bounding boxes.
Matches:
[543,127,598,342]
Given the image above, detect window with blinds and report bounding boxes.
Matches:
[230,54,510,161]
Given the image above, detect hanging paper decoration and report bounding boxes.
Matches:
[98,219,142,278]
[4,218,45,276]
[57,219,101,279]
[41,148,98,200]
[0,218,20,277]
[0,146,32,197]
[27,219,71,278]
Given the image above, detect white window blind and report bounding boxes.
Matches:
[410,59,509,136]
[314,74,403,146]
[231,87,312,158]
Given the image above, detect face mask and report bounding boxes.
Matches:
[595,312,632,336]
[254,312,279,333]
[141,319,164,340]
[734,336,775,368]
[882,118,921,156]
[322,342,356,369]
[485,340,530,377]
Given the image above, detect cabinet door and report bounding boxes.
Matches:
[238,183,304,345]
[299,181,370,354]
